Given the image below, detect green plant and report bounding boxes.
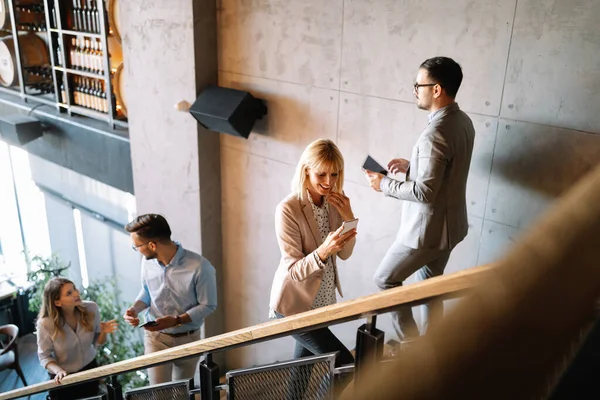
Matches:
[85,279,148,389]
[26,254,149,390]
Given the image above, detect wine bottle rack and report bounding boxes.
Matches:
[0,0,126,128]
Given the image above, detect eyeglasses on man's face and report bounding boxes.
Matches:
[131,241,152,251]
[413,82,438,92]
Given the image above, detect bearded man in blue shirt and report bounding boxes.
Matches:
[123,213,217,385]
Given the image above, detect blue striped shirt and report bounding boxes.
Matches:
[135,244,217,334]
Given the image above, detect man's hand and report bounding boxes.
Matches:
[144,315,177,332]
[387,158,409,174]
[123,307,139,327]
[365,170,384,192]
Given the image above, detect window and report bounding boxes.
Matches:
[0,141,51,276]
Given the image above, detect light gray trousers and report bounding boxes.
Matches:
[144,330,201,385]
[373,240,451,341]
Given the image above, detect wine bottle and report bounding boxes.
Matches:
[51,5,57,28]
[89,0,96,33]
[85,0,93,33]
[77,38,85,70]
[80,0,88,32]
[93,80,101,111]
[90,40,97,74]
[81,78,88,108]
[56,43,62,67]
[69,38,77,69]
[92,0,100,33]
[95,40,103,74]
[72,0,81,30]
[72,78,79,105]
[101,80,107,113]
[89,79,96,110]
[83,39,90,71]
[60,82,66,104]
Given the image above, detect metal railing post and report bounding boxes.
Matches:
[188,378,195,400]
[106,375,123,400]
[199,353,220,400]
[354,315,384,392]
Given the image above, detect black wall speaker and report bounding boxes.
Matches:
[0,115,43,145]
[189,85,267,139]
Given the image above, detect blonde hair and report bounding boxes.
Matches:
[291,139,345,201]
[37,277,94,340]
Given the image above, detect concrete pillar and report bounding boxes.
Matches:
[121,0,224,362]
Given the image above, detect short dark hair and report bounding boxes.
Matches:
[420,57,463,98]
[125,214,171,241]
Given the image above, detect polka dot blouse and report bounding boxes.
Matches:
[307,191,337,310]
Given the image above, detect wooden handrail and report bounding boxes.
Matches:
[0,263,496,400]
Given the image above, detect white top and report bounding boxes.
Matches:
[37,301,101,373]
[307,192,337,309]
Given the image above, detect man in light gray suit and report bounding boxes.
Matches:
[365,57,475,344]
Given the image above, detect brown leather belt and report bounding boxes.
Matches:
[161,329,198,338]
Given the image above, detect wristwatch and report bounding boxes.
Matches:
[175,315,182,327]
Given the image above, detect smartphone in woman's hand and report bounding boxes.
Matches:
[340,218,359,236]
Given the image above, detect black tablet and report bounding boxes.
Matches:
[362,155,388,176]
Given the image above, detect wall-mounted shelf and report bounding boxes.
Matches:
[59,29,102,39]
[56,66,106,80]
[0,0,126,128]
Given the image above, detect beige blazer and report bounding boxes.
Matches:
[269,193,356,316]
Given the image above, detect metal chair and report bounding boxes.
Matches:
[124,379,191,399]
[0,324,27,387]
[226,353,337,400]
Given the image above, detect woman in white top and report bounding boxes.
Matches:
[37,277,117,399]
[268,139,358,396]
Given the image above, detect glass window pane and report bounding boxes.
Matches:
[10,146,51,266]
[0,141,26,276]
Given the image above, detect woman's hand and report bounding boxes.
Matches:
[54,369,67,384]
[327,193,355,221]
[100,319,118,334]
[316,225,357,261]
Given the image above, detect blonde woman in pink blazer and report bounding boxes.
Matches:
[269,139,358,394]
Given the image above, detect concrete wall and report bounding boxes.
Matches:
[217,0,600,368]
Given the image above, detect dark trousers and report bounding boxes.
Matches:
[276,312,355,398]
[292,328,355,367]
[48,359,100,400]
